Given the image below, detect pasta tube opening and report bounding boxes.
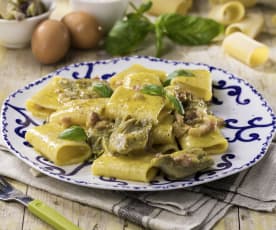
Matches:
[209,1,245,25]
[225,13,264,38]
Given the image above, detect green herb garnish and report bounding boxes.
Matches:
[141,84,184,115]
[58,126,87,142]
[156,14,224,47]
[140,84,166,96]
[104,1,224,57]
[104,1,154,55]
[166,94,184,115]
[163,69,195,86]
[93,83,113,98]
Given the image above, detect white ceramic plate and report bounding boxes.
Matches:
[1,56,276,191]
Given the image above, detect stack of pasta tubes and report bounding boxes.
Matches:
[208,0,270,67]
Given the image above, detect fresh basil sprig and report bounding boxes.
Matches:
[140,84,166,96]
[104,1,224,57]
[141,84,184,115]
[166,94,184,115]
[58,125,87,142]
[156,14,224,46]
[93,83,113,98]
[163,69,195,86]
[129,0,152,15]
[104,1,154,55]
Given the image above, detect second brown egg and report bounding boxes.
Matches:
[62,11,102,49]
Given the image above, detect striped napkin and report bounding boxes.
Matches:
[1,136,276,230]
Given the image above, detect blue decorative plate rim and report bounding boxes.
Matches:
[1,55,276,191]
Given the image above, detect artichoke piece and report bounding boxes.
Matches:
[108,118,152,155]
[153,148,214,179]
[26,0,46,17]
[1,0,47,20]
[88,124,113,157]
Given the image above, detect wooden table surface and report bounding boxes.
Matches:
[1,0,276,229]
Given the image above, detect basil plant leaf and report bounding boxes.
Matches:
[154,17,165,57]
[164,69,195,86]
[105,14,154,56]
[136,0,152,15]
[93,82,113,98]
[58,126,87,142]
[159,14,224,46]
[166,94,185,115]
[141,84,166,96]
[129,0,152,15]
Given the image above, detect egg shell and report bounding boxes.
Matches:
[62,11,102,49]
[31,19,70,64]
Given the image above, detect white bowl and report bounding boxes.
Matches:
[70,0,129,33]
[0,1,55,49]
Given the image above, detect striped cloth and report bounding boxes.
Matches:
[0,139,276,230]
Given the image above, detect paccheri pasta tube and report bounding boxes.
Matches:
[208,1,245,25]
[25,123,91,165]
[209,0,256,7]
[225,12,264,38]
[222,32,269,67]
[145,0,193,16]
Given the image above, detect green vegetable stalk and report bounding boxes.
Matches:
[104,1,224,57]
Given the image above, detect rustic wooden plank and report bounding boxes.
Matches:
[0,48,41,98]
[22,185,142,230]
[239,207,276,230]
[123,220,146,230]
[213,207,240,230]
[76,203,125,230]
[0,179,27,230]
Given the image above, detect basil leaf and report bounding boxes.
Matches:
[58,126,87,142]
[168,69,195,78]
[104,13,154,55]
[164,69,195,86]
[155,17,165,57]
[166,94,185,115]
[93,83,113,97]
[141,84,166,96]
[158,14,224,46]
[140,84,184,115]
[135,1,152,15]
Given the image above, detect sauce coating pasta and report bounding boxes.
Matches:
[25,65,228,182]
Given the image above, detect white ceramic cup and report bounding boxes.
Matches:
[70,0,129,33]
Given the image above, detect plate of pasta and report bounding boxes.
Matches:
[1,56,276,191]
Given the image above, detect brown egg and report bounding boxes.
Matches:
[31,19,70,65]
[62,11,102,49]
